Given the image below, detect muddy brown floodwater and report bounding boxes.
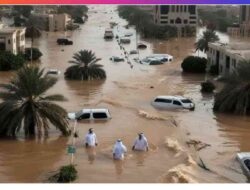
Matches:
[0,5,250,183]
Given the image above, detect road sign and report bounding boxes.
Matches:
[67,145,76,154]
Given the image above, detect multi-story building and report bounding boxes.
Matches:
[154,5,198,37]
[207,42,250,76]
[228,5,250,37]
[31,13,71,32]
[0,27,26,55]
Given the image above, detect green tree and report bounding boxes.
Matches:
[0,51,26,71]
[195,29,219,52]
[214,60,250,115]
[0,66,70,137]
[64,50,106,80]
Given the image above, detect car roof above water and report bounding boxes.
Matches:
[155,96,188,100]
[79,108,109,113]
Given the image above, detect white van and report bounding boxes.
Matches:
[68,108,111,121]
[152,96,195,110]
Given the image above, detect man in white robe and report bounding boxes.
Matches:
[132,133,149,151]
[85,128,98,148]
[113,139,127,160]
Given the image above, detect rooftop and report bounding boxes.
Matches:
[0,27,26,35]
[209,42,250,60]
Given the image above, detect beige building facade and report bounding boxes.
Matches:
[0,27,26,55]
[207,42,250,76]
[154,5,197,37]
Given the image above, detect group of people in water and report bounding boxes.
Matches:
[85,128,149,160]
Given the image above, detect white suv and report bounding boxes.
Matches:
[68,108,111,121]
[152,96,195,110]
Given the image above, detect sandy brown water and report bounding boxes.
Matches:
[0,5,250,183]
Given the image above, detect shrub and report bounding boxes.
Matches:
[201,80,215,93]
[24,48,43,61]
[0,51,26,71]
[181,56,207,73]
[57,165,77,183]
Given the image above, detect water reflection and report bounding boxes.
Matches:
[85,147,96,164]
[113,160,124,175]
[134,151,147,167]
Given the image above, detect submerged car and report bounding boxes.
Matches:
[104,28,114,39]
[110,56,125,62]
[120,37,131,44]
[146,54,173,62]
[57,38,73,45]
[152,96,195,110]
[46,69,61,75]
[68,108,112,121]
[140,58,163,65]
[137,43,147,49]
[236,152,250,178]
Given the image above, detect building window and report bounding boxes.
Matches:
[184,20,188,24]
[190,21,196,24]
[170,19,174,24]
[189,16,196,19]
[161,21,168,24]
[160,5,169,14]
[176,18,182,24]
[171,6,175,12]
[8,39,11,44]
[161,16,168,19]
[184,6,187,12]
[176,6,179,12]
[180,6,183,12]
[188,5,196,15]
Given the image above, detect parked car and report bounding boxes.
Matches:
[57,38,73,45]
[152,96,195,110]
[140,58,163,65]
[68,108,112,121]
[46,69,61,75]
[104,28,114,39]
[236,152,250,178]
[120,37,131,44]
[137,43,147,49]
[110,56,124,62]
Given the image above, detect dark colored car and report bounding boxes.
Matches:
[57,38,73,45]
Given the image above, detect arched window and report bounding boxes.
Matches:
[176,17,182,24]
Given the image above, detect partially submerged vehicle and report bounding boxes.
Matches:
[68,108,111,121]
[46,69,61,75]
[140,58,163,65]
[152,96,195,111]
[120,37,131,44]
[104,28,114,39]
[129,50,138,55]
[146,54,173,62]
[110,56,125,62]
[124,32,133,37]
[236,152,250,178]
[137,43,147,49]
[57,38,73,45]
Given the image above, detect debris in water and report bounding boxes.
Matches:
[198,157,210,171]
[186,139,211,151]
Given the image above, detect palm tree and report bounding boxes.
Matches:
[214,60,250,115]
[25,17,43,63]
[195,29,219,53]
[0,66,70,138]
[64,50,106,80]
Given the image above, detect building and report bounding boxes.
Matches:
[207,42,250,76]
[154,5,197,37]
[228,5,250,37]
[31,13,71,32]
[0,27,26,55]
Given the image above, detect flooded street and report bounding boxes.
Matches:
[0,5,250,183]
